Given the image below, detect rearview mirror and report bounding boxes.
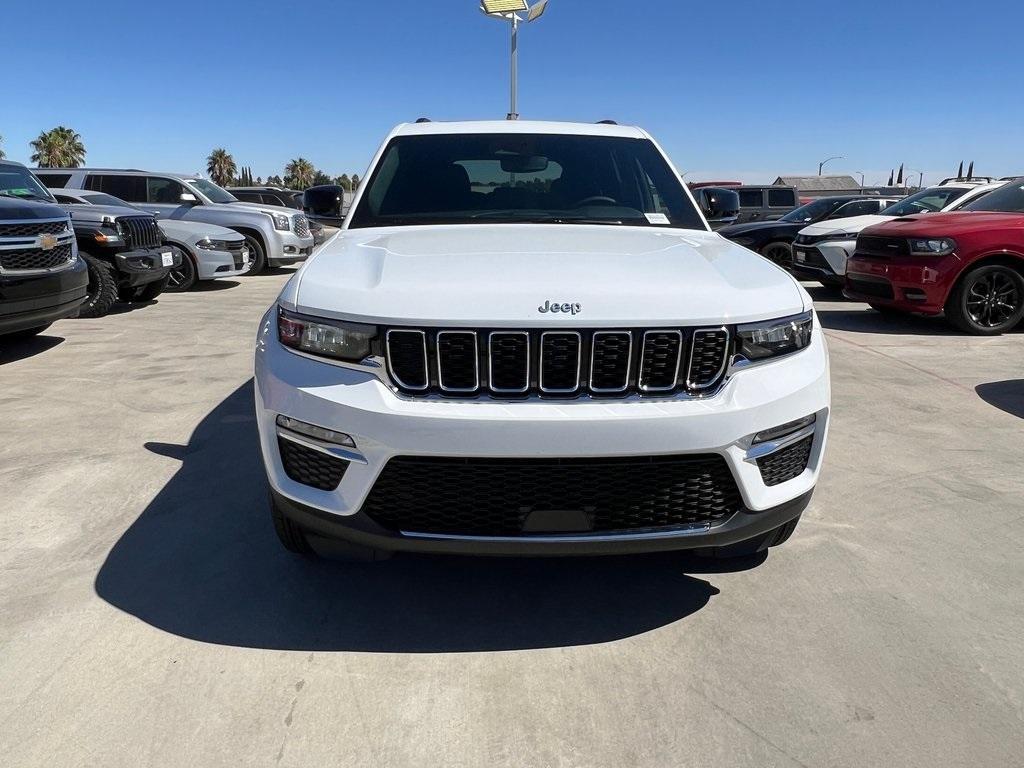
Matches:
[180,193,198,204]
[500,155,549,174]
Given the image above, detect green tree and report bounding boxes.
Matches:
[206,148,237,187]
[30,126,87,167]
[267,174,283,186]
[335,174,351,191]
[312,170,331,186]
[284,157,315,190]
[351,173,361,190]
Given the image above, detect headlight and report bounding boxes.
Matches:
[818,232,855,242]
[737,311,813,361]
[277,307,377,361]
[195,237,218,251]
[908,237,956,256]
[269,212,291,231]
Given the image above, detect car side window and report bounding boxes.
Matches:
[738,190,762,208]
[768,189,795,208]
[39,173,72,188]
[147,177,188,204]
[829,200,879,218]
[86,174,146,202]
[53,194,78,204]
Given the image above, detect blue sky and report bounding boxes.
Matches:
[3,0,1021,186]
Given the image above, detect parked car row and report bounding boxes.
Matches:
[717,173,1024,335]
[1,160,318,340]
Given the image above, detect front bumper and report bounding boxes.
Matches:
[0,256,89,334]
[844,253,956,313]
[791,241,851,284]
[194,245,249,280]
[112,247,180,287]
[268,230,315,265]
[255,310,831,553]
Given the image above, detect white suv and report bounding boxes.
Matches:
[255,120,831,560]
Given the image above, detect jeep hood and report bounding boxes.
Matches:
[0,197,66,220]
[62,203,153,221]
[290,224,807,326]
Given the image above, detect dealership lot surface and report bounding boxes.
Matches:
[1,273,1022,768]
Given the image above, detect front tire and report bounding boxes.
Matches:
[241,235,267,275]
[761,241,792,267]
[945,263,1024,335]
[164,247,198,292]
[76,252,119,318]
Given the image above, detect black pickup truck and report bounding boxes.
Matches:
[0,161,88,340]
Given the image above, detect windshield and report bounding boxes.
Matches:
[881,187,968,217]
[0,166,55,202]
[187,178,238,204]
[962,181,1024,213]
[349,133,705,229]
[780,198,839,223]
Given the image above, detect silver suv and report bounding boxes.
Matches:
[36,169,314,274]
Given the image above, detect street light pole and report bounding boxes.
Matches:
[481,0,549,121]
[818,155,844,175]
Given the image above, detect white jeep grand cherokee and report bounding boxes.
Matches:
[255,120,830,560]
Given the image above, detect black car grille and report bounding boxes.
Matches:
[795,247,830,268]
[856,235,908,258]
[757,436,813,487]
[0,243,74,272]
[386,327,732,398]
[212,239,248,269]
[278,438,349,491]
[361,454,742,536]
[847,275,895,300]
[0,220,68,237]
[117,216,162,249]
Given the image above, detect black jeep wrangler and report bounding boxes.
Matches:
[0,161,88,340]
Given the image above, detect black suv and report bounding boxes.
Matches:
[0,161,88,340]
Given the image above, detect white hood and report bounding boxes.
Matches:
[288,224,807,326]
[799,214,889,237]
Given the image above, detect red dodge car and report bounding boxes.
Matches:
[845,180,1024,335]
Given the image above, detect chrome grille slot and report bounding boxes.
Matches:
[590,331,632,393]
[639,331,683,391]
[436,331,479,392]
[386,330,429,390]
[117,216,162,249]
[488,332,530,393]
[687,328,730,390]
[540,332,581,393]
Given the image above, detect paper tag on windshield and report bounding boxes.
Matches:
[645,213,670,225]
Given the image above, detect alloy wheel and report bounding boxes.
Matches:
[965,269,1021,328]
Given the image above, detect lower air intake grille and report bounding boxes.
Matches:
[847,275,895,300]
[278,438,349,491]
[757,436,813,486]
[361,454,742,536]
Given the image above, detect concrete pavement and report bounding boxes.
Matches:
[1,276,1022,767]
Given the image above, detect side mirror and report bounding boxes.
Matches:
[303,184,344,217]
[698,188,740,222]
[180,193,198,204]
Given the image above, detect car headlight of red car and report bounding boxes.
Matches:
[909,237,956,256]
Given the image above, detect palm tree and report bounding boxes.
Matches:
[206,148,237,187]
[285,158,315,190]
[30,127,86,167]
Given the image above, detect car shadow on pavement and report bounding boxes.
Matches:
[0,333,64,364]
[815,308,961,336]
[94,381,755,653]
[976,380,1024,419]
[190,280,240,292]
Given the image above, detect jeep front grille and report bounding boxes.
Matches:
[385,326,732,398]
[117,216,162,250]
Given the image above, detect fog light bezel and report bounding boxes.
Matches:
[276,415,356,448]
[751,414,816,445]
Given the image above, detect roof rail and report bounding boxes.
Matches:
[414,117,432,123]
[938,176,996,186]
[596,119,618,125]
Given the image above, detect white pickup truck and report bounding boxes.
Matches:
[255,119,831,561]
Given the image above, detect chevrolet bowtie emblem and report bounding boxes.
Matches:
[39,234,58,251]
